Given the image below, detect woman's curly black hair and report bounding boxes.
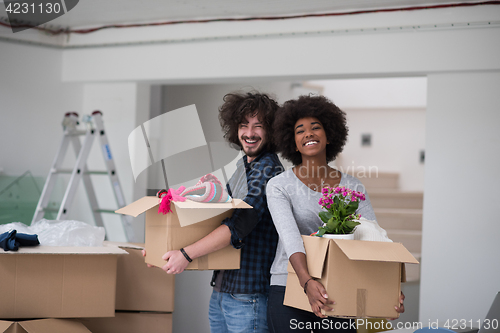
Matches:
[273,95,348,166]
[219,91,279,153]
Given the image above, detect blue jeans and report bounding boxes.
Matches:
[209,290,269,333]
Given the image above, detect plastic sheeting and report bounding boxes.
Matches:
[0,219,105,247]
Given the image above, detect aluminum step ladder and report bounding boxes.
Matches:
[32,111,134,242]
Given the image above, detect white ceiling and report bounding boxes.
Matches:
[1,0,488,30]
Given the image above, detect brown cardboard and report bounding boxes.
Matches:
[78,312,172,333]
[105,242,175,312]
[0,246,127,319]
[116,197,251,270]
[0,319,91,333]
[284,236,419,319]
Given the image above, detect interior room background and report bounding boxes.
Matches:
[1,3,499,333]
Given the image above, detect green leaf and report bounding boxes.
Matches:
[319,211,333,224]
[345,201,359,215]
[339,206,346,217]
[345,220,361,229]
[326,218,340,233]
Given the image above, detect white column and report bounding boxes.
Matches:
[81,82,150,242]
[420,71,500,323]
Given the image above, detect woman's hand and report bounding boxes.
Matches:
[390,291,405,320]
[289,252,334,318]
[304,279,334,318]
[161,250,189,274]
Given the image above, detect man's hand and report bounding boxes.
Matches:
[305,279,335,318]
[141,249,154,268]
[161,250,189,274]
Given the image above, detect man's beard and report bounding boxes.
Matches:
[241,136,266,157]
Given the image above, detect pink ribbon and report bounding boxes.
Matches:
[158,186,186,215]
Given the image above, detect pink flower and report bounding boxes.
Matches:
[351,196,357,202]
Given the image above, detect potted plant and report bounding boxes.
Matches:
[312,186,366,239]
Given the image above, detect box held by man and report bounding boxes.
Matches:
[116,197,251,270]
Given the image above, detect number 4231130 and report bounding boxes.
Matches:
[443,319,498,330]
[5,2,62,14]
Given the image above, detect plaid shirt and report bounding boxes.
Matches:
[212,150,283,294]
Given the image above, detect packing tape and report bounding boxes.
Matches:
[357,289,367,318]
[198,254,209,270]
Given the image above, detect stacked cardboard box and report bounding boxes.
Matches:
[0,246,128,331]
[78,242,175,333]
[0,318,91,333]
[79,312,172,333]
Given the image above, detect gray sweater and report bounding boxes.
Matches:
[266,169,377,286]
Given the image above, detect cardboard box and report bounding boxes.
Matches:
[284,236,419,319]
[116,197,251,269]
[0,246,127,319]
[105,242,175,312]
[0,318,91,333]
[78,312,172,333]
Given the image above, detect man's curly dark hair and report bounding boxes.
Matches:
[219,91,279,153]
[273,95,348,166]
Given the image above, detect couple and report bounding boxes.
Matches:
[161,92,405,333]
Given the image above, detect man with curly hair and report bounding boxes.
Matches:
[162,91,284,333]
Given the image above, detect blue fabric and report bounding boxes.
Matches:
[216,151,283,294]
[0,230,40,251]
[209,290,269,333]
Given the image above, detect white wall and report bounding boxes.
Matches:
[309,78,427,109]
[420,71,500,323]
[339,108,426,191]
[0,41,83,176]
[0,41,84,224]
[61,4,500,82]
[311,78,427,191]
[61,23,500,83]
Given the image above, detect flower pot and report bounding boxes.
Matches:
[322,233,354,240]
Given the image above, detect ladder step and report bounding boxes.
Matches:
[94,209,118,214]
[65,130,88,136]
[41,207,59,212]
[53,169,109,175]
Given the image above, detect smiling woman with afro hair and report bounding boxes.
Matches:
[272,95,348,166]
[265,95,403,333]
